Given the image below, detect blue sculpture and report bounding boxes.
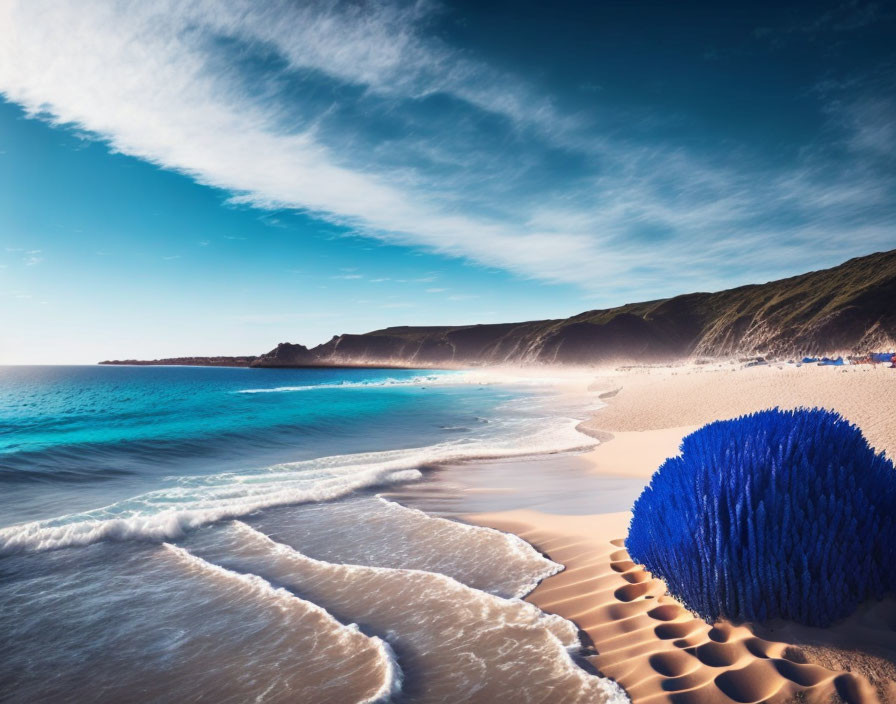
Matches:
[626,408,896,627]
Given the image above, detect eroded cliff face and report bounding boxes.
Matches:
[101,249,896,368]
[305,250,896,366]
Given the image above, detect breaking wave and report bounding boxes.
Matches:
[163,542,403,704]
[236,373,463,393]
[375,497,563,598]
[0,411,593,555]
[223,521,629,704]
[235,370,581,394]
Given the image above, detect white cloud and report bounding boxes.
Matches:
[836,98,896,158]
[0,0,892,302]
[0,0,611,291]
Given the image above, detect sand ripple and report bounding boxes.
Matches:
[473,510,896,704]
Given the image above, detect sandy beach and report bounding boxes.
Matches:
[399,362,896,703]
[6,1,895,700]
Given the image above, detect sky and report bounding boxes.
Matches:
[0,0,894,364]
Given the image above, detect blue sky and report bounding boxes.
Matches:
[1,0,894,364]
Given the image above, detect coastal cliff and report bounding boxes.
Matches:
[101,249,896,367]
[248,343,318,367]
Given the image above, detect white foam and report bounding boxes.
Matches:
[0,409,593,555]
[1,371,600,556]
[229,522,628,703]
[235,369,581,394]
[0,465,422,554]
[233,521,580,645]
[374,496,564,598]
[236,372,472,393]
[232,520,580,642]
[163,543,402,704]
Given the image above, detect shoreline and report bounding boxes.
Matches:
[6,363,895,701]
[437,363,896,703]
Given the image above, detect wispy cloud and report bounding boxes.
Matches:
[756,0,887,41]
[831,98,896,158]
[0,0,892,302]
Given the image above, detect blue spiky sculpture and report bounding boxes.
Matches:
[626,408,896,627]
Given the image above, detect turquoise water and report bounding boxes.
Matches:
[0,365,539,531]
[0,365,627,704]
[1,366,477,456]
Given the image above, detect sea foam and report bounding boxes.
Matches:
[236,373,461,393]
[225,521,629,703]
[235,370,580,394]
[375,497,563,598]
[164,542,403,704]
[0,413,593,555]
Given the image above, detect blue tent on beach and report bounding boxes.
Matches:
[818,357,844,366]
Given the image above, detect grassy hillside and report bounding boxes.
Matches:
[302,249,896,365]
[101,250,896,367]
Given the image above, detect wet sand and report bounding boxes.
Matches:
[390,362,896,703]
[381,452,645,516]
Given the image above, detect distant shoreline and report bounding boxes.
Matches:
[97,360,427,370]
[95,250,896,370]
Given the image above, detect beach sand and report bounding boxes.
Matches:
[580,362,896,459]
[422,363,896,703]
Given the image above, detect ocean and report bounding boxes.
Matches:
[0,365,628,703]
